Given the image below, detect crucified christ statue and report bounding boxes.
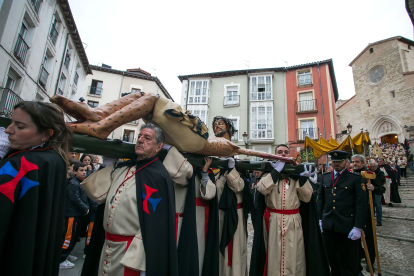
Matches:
[50,92,295,164]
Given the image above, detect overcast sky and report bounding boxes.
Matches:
[69,0,412,102]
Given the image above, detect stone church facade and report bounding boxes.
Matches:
[336,36,414,144]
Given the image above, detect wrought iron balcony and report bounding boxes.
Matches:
[224,95,240,106]
[49,25,58,45]
[38,66,49,88]
[30,0,43,15]
[13,34,29,64]
[0,88,24,118]
[297,127,319,141]
[88,86,102,96]
[295,99,317,113]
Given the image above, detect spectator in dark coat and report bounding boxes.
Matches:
[60,163,89,269]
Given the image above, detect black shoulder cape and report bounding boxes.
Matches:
[382,164,402,203]
[249,173,330,276]
[82,155,178,276]
[0,148,67,276]
[177,168,199,276]
[218,169,253,256]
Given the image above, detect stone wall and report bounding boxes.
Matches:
[337,38,414,144]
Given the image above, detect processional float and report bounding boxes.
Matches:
[38,92,311,174]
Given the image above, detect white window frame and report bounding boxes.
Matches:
[130,84,143,92]
[296,68,313,86]
[252,145,271,161]
[224,83,240,106]
[250,102,273,139]
[298,117,317,140]
[187,79,209,104]
[58,73,66,95]
[5,75,16,91]
[186,105,208,126]
[228,116,240,141]
[250,75,273,101]
[297,90,315,112]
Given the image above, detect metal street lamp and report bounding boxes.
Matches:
[347,123,353,134]
[242,132,249,149]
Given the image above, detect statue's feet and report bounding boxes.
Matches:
[51,92,146,123]
[51,94,103,122]
[62,93,159,140]
[68,120,113,140]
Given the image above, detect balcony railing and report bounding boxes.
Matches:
[13,34,29,64]
[297,127,319,141]
[38,66,49,88]
[295,99,317,113]
[30,0,43,15]
[0,88,24,118]
[88,86,102,96]
[49,25,58,45]
[224,95,240,106]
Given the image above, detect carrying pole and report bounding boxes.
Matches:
[361,231,374,276]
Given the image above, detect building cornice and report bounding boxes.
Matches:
[90,65,174,101]
[178,59,339,101]
[348,36,414,67]
[57,0,92,74]
[336,95,356,110]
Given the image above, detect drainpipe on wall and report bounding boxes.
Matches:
[54,30,76,96]
[317,62,326,138]
[317,62,327,166]
[246,71,250,154]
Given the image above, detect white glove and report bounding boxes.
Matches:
[348,227,362,240]
[162,144,172,151]
[319,220,323,233]
[0,127,10,159]
[228,157,235,169]
[270,161,285,172]
[300,165,316,178]
[309,168,318,183]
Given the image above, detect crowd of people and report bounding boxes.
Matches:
[0,100,410,276]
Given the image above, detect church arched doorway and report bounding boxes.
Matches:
[381,134,399,144]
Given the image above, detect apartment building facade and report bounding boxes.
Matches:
[285,61,339,157]
[82,65,173,143]
[0,0,91,116]
[178,59,339,160]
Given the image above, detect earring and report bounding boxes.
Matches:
[42,138,45,142]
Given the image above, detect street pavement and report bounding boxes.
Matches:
[60,172,414,276]
[58,238,85,276]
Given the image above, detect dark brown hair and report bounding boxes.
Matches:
[14,101,72,163]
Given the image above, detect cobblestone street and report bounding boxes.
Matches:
[60,172,414,276]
